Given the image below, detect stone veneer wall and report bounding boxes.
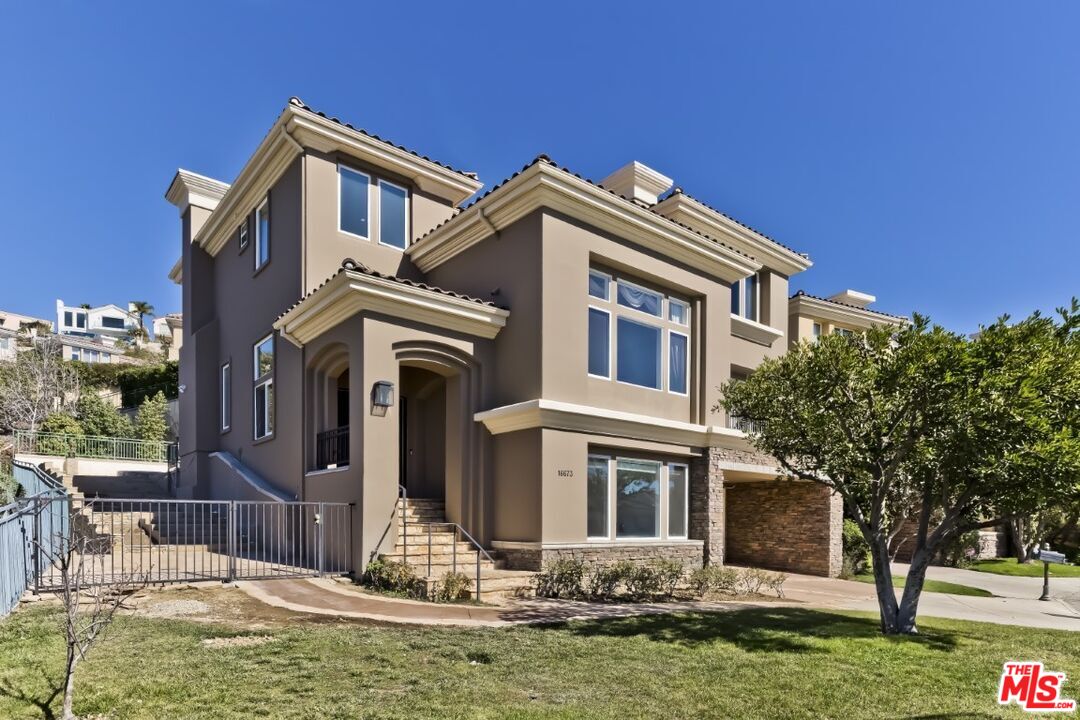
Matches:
[725,481,843,577]
[496,543,704,572]
[689,447,725,564]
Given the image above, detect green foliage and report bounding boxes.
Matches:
[362,557,422,598]
[585,561,633,600]
[0,473,17,505]
[37,413,84,455]
[73,361,178,407]
[533,558,586,599]
[624,565,664,599]
[686,566,786,598]
[433,572,472,603]
[135,391,169,443]
[842,519,871,578]
[76,392,134,438]
[938,529,982,569]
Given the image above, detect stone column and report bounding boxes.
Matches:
[689,447,725,565]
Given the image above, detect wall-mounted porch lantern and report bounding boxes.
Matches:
[371,380,395,417]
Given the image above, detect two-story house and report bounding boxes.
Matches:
[166,98,880,579]
[55,299,139,345]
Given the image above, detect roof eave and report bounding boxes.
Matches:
[789,294,906,328]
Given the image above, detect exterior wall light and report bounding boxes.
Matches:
[371,381,395,416]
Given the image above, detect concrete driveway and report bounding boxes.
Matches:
[781,565,1080,631]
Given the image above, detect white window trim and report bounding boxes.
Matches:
[587,305,613,380]
[668,298,690,326]
[732,274,761,323]
[337,164,372,240]
[586,454,611,540]
[613,456,662,541]
[668,329,690,397]
[376,178,410,251]
[221,362,231,432]
[588,269,611,301]
[667,462,689,539]
[253,334,274,440]
[614,316,664,393]
[255,198,270,271]
[615,277,664,319]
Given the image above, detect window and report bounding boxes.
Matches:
[669,299,688,325]
[64,311,72,327]
[239,220,249,251]
[339,166,370,238]
[102,353,110,362]
[588,270,610,300]
[812,322,822,340]
[669,331,688,395]
[587,455,609,538]
[588,307,610,378]
[615,458,661,538]
[71,349,80,361]
[253,334,274,439]
[76,313,86,329]
[617,318,661,389]
[255,199,270,270]
[668,463,688,538]
[221,362,231,432]
[86,350,99,363]
[378,180,409,250]
[835,327,854,337]
[731,273,760,322]
[101,316,125,330]
[617,281,662,317]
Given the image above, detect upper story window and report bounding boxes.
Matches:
[239,220,249,251]
[731,273,760,322]
[812,322,822,340]
[378,180,409,250]
[835,327,854,337]
[255,199,271,271]
[76,313,86,329]
[339,165,371,239]
[253,334,274,440]
[587,268,690,394]
[100,316,125,330]
[64,311,72,327]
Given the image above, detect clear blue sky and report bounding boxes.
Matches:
[1,1,1077,334]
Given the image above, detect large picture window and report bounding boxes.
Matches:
[587,268,691,395]
[339,166,370,239]
[253,334,274,440]
[587,455,689,541]
[615,458,661,539]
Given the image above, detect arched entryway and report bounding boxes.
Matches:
[306,343,350,471]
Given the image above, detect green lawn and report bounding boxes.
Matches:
[2,600,1077,719]
[970,557,1080,578]
[853,573,995,597]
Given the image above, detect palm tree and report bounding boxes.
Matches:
[129,301,154,339]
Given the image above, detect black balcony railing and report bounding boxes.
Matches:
[726,415,763,435]
[316,425,349,469]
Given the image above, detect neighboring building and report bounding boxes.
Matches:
[0,309,53,335]
[153,313,183,361]
[55,299,139,345]
[0,327,17,361]
[52,334,140,365]
[788,290,906,346]
[166,97,902,579]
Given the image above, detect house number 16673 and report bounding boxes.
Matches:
[557,470,574,477]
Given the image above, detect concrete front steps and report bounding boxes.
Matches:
[388,498,535,601]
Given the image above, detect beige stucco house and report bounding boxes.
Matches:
[165,98,905,579]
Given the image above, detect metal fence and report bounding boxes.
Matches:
[14,430,177,464]
[0,461,68,616]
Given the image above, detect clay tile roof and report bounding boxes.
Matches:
[288,97,478,180]
[414,155,758,264]
[278,260,501,322]
[662,187,808,259]
[790,290,907,322]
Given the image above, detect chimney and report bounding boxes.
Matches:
[599,161,673,206]
[829,290,876,308]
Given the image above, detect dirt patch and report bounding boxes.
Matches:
[201,635,276,649]
[143,599,210,618]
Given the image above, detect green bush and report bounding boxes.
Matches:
[652,559,685,598]
[433,571,472,603]
[688,566,740,596]
[73,361,178,407]
[36,413,84,455]
[940,529,982,568]
[0,473,17,505]
[135,391,169,455]
[585,562,631,600]
[362,557,423,598]
[76,392,134,439]
[624,565,663,599]
[533,558,586,599]
[842,519,871,578]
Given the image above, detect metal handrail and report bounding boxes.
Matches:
[398,485,407,566]
[11,459,66,495]
[406,519,493,600]
[14,430,176,463]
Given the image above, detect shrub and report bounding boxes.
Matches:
[533,558,586,599]
[763,572,787,598]
[37,413,83,455]
[688,566,739,596]
[841,519,871,578]
[76,392,134,439]
[0,473,17,505]
[586,561,633,600]
[652,559,685,598]
[135,391,169,459]
[363,557,422,598]
[433,572,472,603]
[624,565,663,599]
[737,567,769,595]
[939,529,982,568]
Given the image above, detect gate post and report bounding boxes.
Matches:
[32,497,42,594]
[316,503,326,577]
[227,501,236,583]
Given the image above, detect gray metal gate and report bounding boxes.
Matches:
[28,497,352,591]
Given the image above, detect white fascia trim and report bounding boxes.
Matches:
[652,194,811,276]
[274,270,509,345]
[165,169,230,215]
[789,294,906,329]
[289,111,482,205]
[407,163,761,283]
[730,313,785,346]
[168,257,182,285]
[474,398,752,449]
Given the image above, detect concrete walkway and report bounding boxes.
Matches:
[896,562,1080,611]
[239,577,773,627]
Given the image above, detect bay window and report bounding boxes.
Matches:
[587,268,691,394]
[253,334,274,440]
[587,455,689,541]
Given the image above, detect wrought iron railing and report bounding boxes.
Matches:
[316,426,349,469]
[14,430,177,464]
[1,461,68,616]
[727,415,763,435]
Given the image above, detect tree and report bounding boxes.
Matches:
[75,392,134,438]
[0,338,80,433]
[720,303,1080,635]
[129,301,154,341]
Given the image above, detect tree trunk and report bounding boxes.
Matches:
[62,649,78,720]
[868,535,902,634]
[896,543,935,634]
[1009,517,1035,563]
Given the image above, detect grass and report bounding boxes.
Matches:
[969,557,1080,578]
[852,573,995,597]
[1,594,1077,719]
